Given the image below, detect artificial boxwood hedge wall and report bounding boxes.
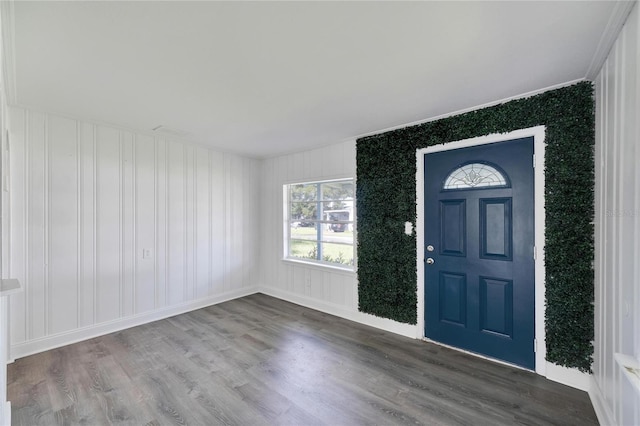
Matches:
[356,82,594,371]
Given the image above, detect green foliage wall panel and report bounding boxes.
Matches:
[356,82,594,371]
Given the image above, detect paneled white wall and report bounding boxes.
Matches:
[592,3,640,425]
[4,107,261,358]
[259,141,416,337]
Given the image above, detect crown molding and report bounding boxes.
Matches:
[353,78,586,142]
[0,0,17,105]
[585,0,637,80]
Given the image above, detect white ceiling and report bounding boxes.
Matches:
[7,1,625,158]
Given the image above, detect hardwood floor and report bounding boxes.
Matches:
[8,294,597,425]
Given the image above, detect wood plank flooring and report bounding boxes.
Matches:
[8,294,598,425]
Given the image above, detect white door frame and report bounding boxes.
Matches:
[415,126,547,375]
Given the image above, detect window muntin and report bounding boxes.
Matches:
[286,179,354,268]
[443,162,509,190]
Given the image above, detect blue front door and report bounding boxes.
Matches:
[424,137,535,369]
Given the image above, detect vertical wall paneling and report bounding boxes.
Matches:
[230,156,241,290]
[210,151,224,295]
[207,151,213,296]
[613,34,623,422]
[606,39,617,414]
[195,147,210,299]
[232,155,241,290]
[619,6,637,360]
[6,108,261,358]
[48,116,79,334]
[44,112,49,335]
[185,144,194,302]
[224,155,231,292]
[8,108,26,345]
[121,132,134,318]
[154,139,165,309]
[76,122,81,329]
[303,148,322,180]
[91,124,98,325]
[79,123,95,327]
[167,141,185,305]
[95,126,121,323]
[135,135,155,314]
[592,4,640,425]
[594,56,606,403]
[28,110,44,341]
[636,11,640,366]
[621,6,639,423]
[243,159,251,289]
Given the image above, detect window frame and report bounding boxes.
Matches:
[283,178,356,270]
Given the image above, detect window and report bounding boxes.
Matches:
[285,179,355,268]
[443,162,509,190]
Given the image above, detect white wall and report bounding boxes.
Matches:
[592,2,640,425]
[4,107,261,358]
[259,141,416,337]
[0,36,12,426]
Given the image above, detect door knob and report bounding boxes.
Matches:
[426,245,434,252]
[426,258,435,264]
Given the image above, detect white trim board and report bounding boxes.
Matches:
[0,0,17,105]
[10,286,259,361]
[416,126,558,379]
[349,80,584,146]
[589,375,616,425]
[585,0,637,80]
[259,286,418,339]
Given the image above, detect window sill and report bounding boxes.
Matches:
[0,279,22,297]
[281,258,356,275]
[615,353,640,396]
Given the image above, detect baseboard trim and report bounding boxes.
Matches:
[544,362,591,391]
[589,376,615,426]
[258,287,595,393]
[10,286,259,360]
[258,286,418,339]
[10,284,595,395]
[2,401,10,426]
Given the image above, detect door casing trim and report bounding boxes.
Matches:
[416,126,546,375]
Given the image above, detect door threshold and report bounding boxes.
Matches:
[421,337,534,373]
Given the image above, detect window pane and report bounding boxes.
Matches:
[323,208,352,234]
[290,225,318,241]
[289,239,318,260]
[321,181,354,201]
[322,202,352,220]
[319,242,354,266]
[290,202,318,221]
[290,184,318,202]
[318,231,353,244]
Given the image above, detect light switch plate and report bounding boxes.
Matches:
[404,221,413,235]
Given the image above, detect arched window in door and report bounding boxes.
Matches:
[443,162,510,190]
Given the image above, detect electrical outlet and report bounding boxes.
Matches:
[143,249,152,259]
